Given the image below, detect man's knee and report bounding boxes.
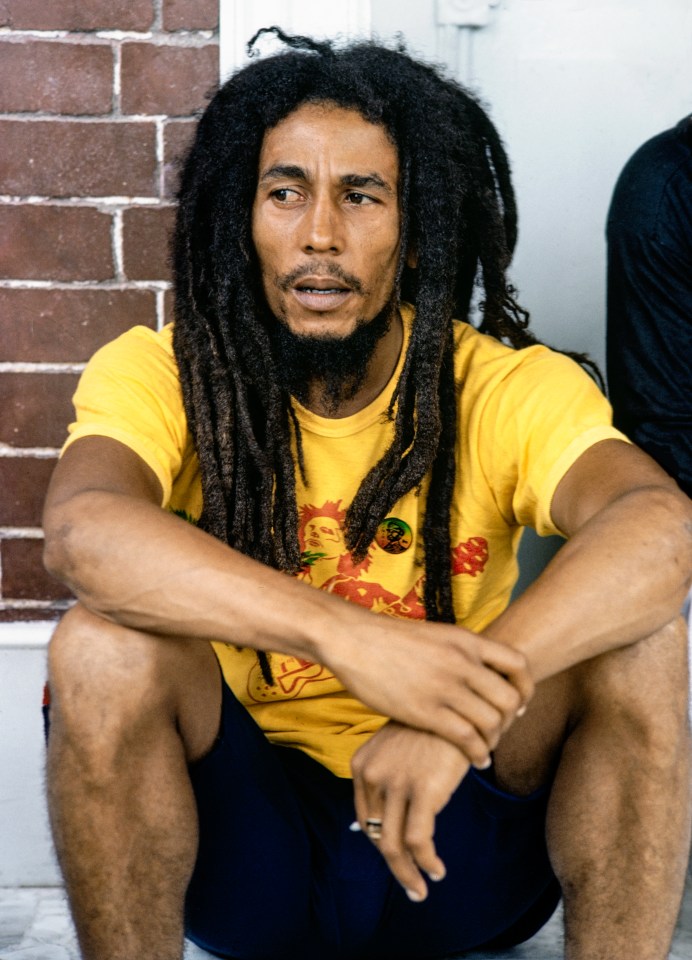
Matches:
[574,617,690,766]
[50,604,168,714]
[48,603,220,765]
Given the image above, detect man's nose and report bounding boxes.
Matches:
[301,195,343,254]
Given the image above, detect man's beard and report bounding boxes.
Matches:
[269,300,397,415]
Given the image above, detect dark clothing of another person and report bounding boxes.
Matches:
[606,116,692,498]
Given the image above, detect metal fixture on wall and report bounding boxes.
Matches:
[436,0,501,82]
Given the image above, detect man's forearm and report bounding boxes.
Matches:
[44,487,340,663]
[486,485,692,682]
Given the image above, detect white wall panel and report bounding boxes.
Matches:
[220,0,371,78]
[0,632,60,886]
[370,0,692,368]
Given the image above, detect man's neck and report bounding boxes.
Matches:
[303,310,404,418]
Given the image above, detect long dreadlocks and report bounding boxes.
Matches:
[173,28,599,680]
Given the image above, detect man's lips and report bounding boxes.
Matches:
[291,277,353,312]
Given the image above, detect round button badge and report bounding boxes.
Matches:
[375,517,413,554]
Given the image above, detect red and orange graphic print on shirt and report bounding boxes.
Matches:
[244,498,489,708]
[295,498,488,623]
[216,487,491,776]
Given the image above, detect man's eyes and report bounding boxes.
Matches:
[270,188,377,205]
[344,191,376,205]
[271,187,302,203]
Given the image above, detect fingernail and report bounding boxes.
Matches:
[406,889,425,902]
[428,871,445,882]
[349,821,361,832]
[475,757,492,770]
[517,705,527,717]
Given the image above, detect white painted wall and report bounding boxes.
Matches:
[219,0,371,79]
[0,623,60,886]
[373,0,692,368]
[468,0,692,367]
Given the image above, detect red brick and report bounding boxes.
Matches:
[0,458,57,526]
[122,206,176,281]
[121,42,218,117]
[0,288,157,363]
[0,40,113,116]
[163,118,197,198]
[0,205,113,282]
[1,538,73,601]
[162,0,218,32]
[0,372,80,447]
[0,607,63,622]
[0,0,154,31]
[0,120,157,198]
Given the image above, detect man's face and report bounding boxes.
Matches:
[304,516,345,556]
[252,101,401,342]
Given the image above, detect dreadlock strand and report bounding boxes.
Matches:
[345,343,421,558]
[422,331,457,622]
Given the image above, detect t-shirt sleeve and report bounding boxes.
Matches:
[476,347,630,537]
[62,325,187,507]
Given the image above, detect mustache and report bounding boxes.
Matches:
[275,261,365,295]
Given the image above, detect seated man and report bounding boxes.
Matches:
[42,28,692,960]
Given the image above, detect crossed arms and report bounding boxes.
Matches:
[43,434,692,899]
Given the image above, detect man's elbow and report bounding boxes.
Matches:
[647,484,692,592]
[43,503,80,589]
[42,492,99,594]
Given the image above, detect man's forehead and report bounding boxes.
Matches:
[256,101,399,183]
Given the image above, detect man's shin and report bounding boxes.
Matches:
[546,617,691,960]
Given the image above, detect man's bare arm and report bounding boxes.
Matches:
[44,436,339,658]
[349,440,691,900]
[485,438,692,681]
[43,435,532,758]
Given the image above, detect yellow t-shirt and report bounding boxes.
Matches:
[64,306,627,776]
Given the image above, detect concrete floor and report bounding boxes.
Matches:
[1,868,691,959]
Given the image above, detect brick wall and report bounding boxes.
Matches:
[0,0,219,622]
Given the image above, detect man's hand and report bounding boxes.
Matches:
[351,721,470,902]
[329,618,533,767]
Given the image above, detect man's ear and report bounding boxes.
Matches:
[406,246,418,269]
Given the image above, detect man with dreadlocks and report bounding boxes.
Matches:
[42,28,691,960]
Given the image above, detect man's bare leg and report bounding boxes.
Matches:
[494,617,692,960]
[46,604,222,960]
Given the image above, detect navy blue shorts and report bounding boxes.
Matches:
[185,680,560,960]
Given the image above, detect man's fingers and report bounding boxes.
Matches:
[375,795,429,902]
[478,637,535,706]
[425,708,495,767]
[464,662,526,734]
[353,771,426,899]
[406,636,533,754]
[350,723,469,903]
[352,772,373,832]
[405,669,525,762]
[401,796,446,886]
[360,792,447,903]
[353,763,436,902]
